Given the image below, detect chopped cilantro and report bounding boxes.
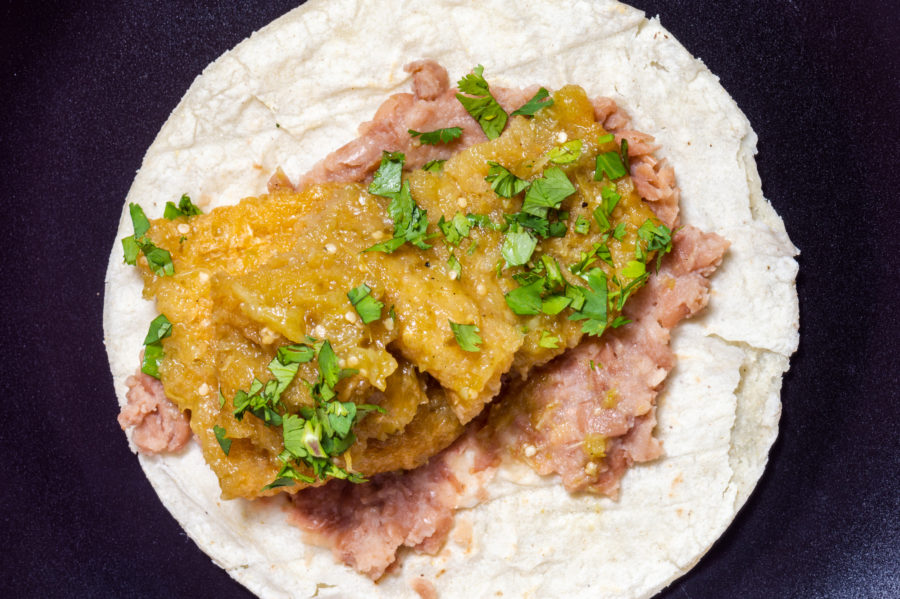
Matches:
[449,320,483,352]
[522,167,576,218]
[548,139,583,164]
[612,222,627,241]
[227,339,383,490]
[610,315,632,328]
[574,215,591,234]
[636,219,674,270]
[122,203,175,276]
[501,224,537,267]
[568,269,609,337]
[447,253,461,279]
[620,138,630,172]
[129,203,150,238]
[140,314,172,379]
[163,194,202,220]
[423,159,446,172]
[369,151,404,196]
[143,314,172,345]
[621,260,647,279]
[408,127,462,145]
[593,184,621,232]
[541,294,572,315]
[438,212,472,246]
[485,162,530,198]
[218,389,226,409]
[365,155,431,253]
[141,342,165,380]
[347,283,384,324]
[213,425,231,456]
[594,150,627,181]
[597,133,615,145]
[511,87,554,116]
[538,330,560,349]
[541,254,565,290]
[456,65,508,140]
[504,279,544,315]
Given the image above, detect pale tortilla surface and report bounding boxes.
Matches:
[103,1,799,597]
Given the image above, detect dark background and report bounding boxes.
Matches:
[2,1,898,597]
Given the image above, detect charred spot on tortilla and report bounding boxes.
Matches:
[105,2,798,597]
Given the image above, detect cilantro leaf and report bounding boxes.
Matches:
[456,65,508,140]
[548,139,583,164]
[438,212,472,246]
[316,341,341,390]
[501,225,537,267]
[449,320,482,352]
[282,414,307,459]
[277,344,316,364]
[622,260,647,279]
[141,342,165,379]
[121,236,140,265]
[369,151,405,196]
[541,294,572,315]
[347,283,384,324]
[408,127,462,145]
[612,222,627,241]
[522,167,576,218]
[504,279,545,315]
[538,330,560,349]
[620,138,630,172]
[569,269,609,337]
[129,203,150,238]
[541,254,565,290]
[143,314,172,345]
[597,133,615,145]
[594,150,628,181]
[164,194,203,220]
[574,215,591,234]
[423,159,445,172]
[365,180,431,253]
[485,162,530,198]
[363,237,405,254]
[141,314,172,379]
[511,87,554,116]
[447,253,461,280]
[213,425,232,456]
[122,203,175,275]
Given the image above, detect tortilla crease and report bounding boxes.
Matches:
[103,1,799,597]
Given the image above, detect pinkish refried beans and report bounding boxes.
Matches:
[119,60,728,580]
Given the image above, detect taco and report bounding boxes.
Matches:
[104,1,799,597]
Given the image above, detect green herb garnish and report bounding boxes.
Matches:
[594,150,628,181]
[485,162,530,198]
[163,194,203,220]
[423,159,446,172]
[140,314,172,379]
[522,167,576,218]
[548,139,583,164]
[501,224,538,267]
[122,203,174,276]
[213,425,232,456]
[365,152,431,252]
[538,330,560,349]
[347,283,384,324]
[408,127,462,145]
[511,87,554,116]
[456,65,508,140]
[449,320,483,352]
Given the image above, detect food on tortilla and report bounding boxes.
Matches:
[119,71,691,504]
[104,1,799,597]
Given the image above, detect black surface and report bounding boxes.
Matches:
[2,1,898,597]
